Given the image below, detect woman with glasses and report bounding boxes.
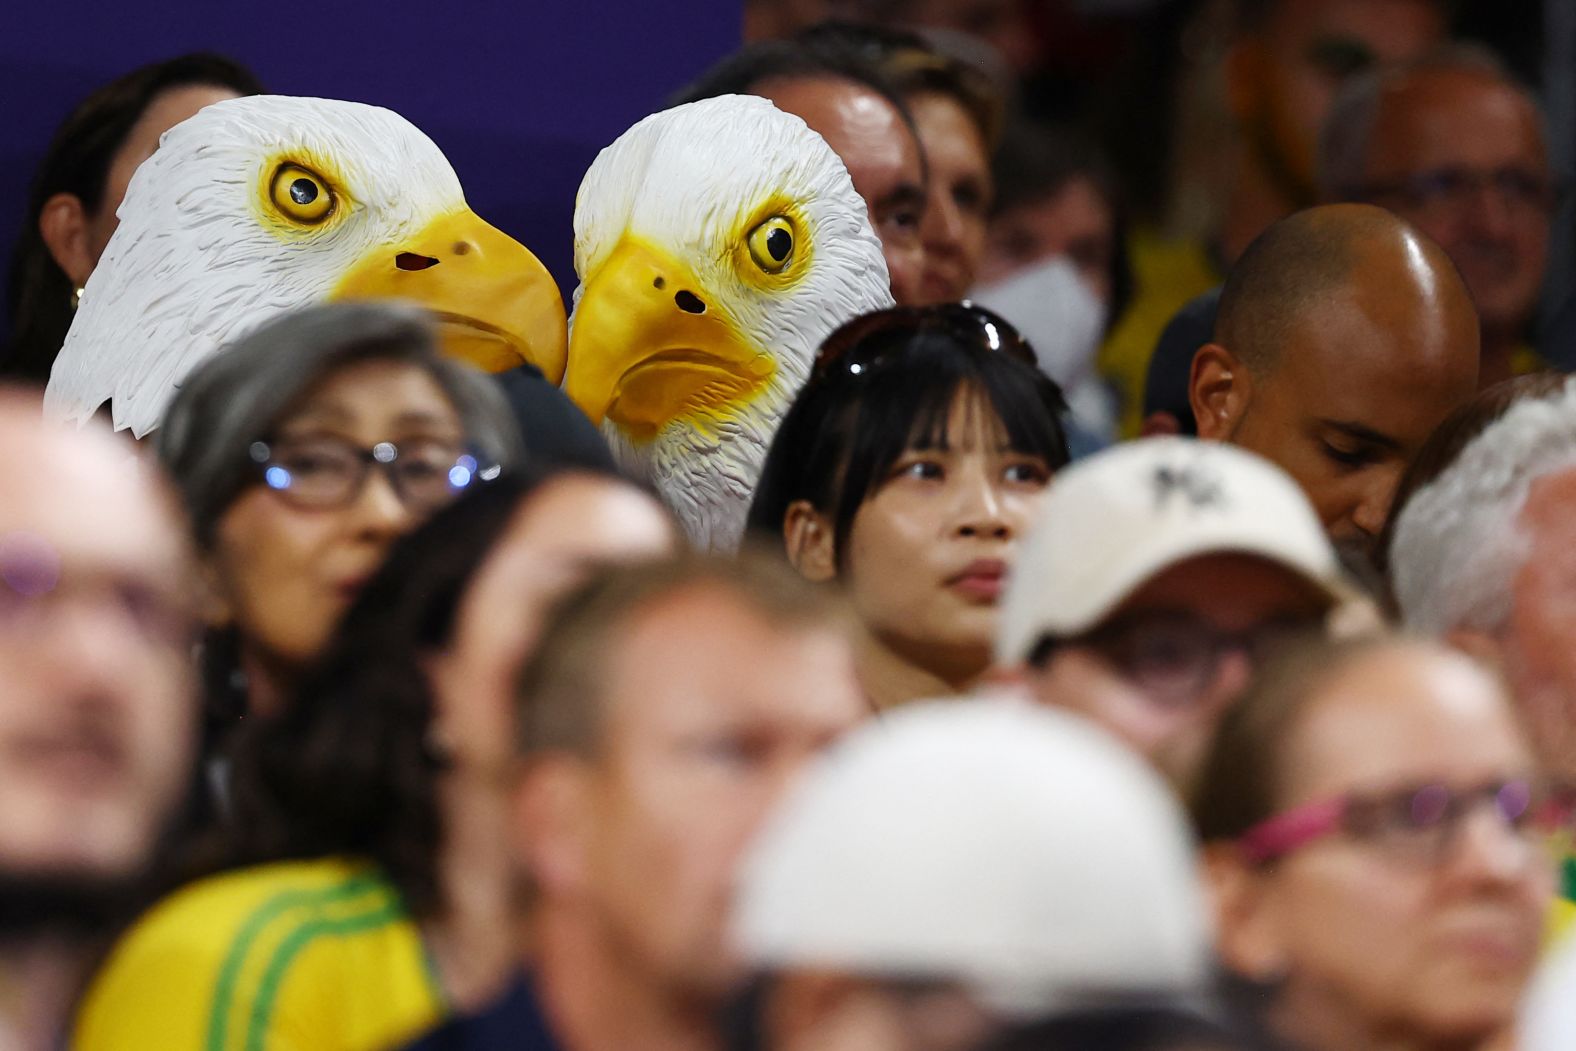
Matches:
[747,303,1068,709]
[1192,635,1558,1051]
[74,465,676,1049]
[157,300,521,727]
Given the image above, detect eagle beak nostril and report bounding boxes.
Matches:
[396,252,440,271]
[453,241,472,256]
[675,290,706,314]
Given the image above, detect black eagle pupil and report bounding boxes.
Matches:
[766,227,791,262]
[289,179,319,206]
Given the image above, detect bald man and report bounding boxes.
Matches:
[1190,204,1478,560]
[0,395,198,1049]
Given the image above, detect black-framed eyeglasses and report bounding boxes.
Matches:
[810,302,1038,385]
[1348,166,1566,218]
[248,436,498,512]
[1029,612,1311,708]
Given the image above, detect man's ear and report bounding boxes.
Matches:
[784,500,837,583]
[1190,343,1251,442]
[37,192,97,290]
[1202,843,1289,983]
[512,755,592,898]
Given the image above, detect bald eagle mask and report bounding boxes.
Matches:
[45,95,567,437]
[563,95,894,551]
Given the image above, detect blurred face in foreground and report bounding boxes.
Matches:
[1211,645,1553,1051]
[0,407,197,891]
[534,583,866,999]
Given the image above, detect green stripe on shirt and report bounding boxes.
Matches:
[205,871,391,1051]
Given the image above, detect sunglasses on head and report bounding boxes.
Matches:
[811,302,1037,385]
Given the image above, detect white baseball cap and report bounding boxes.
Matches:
[997,437,1347,665]
[731,699,1213,1018]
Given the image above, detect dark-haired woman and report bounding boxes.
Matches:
[157,300,521,726]
[748,303,1068,709]
[72,467,676,1049]
[5,53,261,380]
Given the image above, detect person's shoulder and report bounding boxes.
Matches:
[125,856,396,946]
[402,972,561,1051]
[74,857,438,1050]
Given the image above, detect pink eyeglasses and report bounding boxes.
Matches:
[1237,779,1576,865]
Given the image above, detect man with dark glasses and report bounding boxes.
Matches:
[996,437,1355,785]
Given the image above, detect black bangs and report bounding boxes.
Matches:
[832,330,1068,558]
[745,321,1068,571]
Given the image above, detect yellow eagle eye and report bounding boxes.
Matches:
[746,216,795,274]
[268,164,335,225]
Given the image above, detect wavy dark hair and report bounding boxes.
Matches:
[4,52,263,381]
[210,473,553,914]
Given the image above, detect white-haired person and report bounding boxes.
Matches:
[994,437,1359,787]
[1389,373,1576,931]
[727,698,1230,1051]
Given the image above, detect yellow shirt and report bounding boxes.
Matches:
[73,857,446,1051]
[1098,231,1222,438]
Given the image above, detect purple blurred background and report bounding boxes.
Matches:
[0,1,742,322]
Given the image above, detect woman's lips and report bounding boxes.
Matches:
[948,558,1008,602]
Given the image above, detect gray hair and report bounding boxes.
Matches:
[155,300,522,548]
[1319,43,1539,201]
[1392,375,1576,635]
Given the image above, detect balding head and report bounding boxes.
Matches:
[0,390,197,911]
[1192,204,1478,557]
[1215,203,1475,374]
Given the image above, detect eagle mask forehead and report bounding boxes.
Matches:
[45,94,566,437]
[574,95,864,281]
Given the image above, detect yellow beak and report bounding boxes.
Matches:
[563,237,774,442]
[332,208,567,383]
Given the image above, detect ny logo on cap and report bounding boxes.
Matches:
[1152,462,1226,512]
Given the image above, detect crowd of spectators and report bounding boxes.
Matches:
[2,2,1575,1050]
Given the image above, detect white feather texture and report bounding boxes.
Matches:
[570,94,894,550]
[45,95,467,437]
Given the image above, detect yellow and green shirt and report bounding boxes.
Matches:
[73,857,446,1051]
